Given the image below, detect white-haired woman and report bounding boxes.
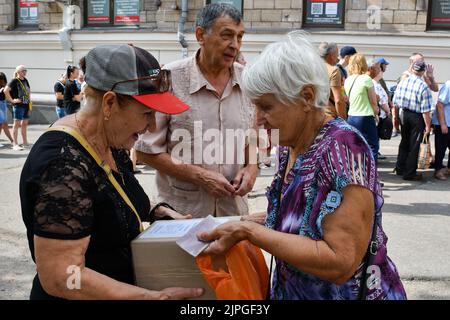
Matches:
[4,65,31,150]
[199,32,407,300]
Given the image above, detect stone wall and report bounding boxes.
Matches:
[0,0,13,31]
[346,0,429,32]
[0,0,442,33]
[38,2,63,30]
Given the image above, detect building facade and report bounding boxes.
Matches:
[0,0,449,121]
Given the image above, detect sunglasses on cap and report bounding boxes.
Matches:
[110,69,172,94]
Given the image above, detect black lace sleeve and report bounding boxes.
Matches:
[33,156,94,240]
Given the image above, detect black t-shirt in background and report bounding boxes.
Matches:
[54,81,65,108]
[64,80,81,114]
[7,78,30,109]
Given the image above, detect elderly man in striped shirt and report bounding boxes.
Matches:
[393,61,433,181]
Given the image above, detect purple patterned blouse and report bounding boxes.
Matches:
[265,118,407,300]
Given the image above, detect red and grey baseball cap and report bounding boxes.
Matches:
[84,44,189,115]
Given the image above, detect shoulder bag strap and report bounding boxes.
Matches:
[358,217,378,300]
[17,78,30,100]
[347,75,359,101]
[266,149,291,300]
[46,126,144,232]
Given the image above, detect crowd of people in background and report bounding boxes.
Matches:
[1,40,448,183]
[319,42,450,182]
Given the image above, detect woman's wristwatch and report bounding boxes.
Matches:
[149,202,176,223]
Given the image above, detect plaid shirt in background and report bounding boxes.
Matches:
[393,75,434,113]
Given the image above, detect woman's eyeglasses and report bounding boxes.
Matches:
[110,69,172,94]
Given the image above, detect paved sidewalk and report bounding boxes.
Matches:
[0,125,449,299]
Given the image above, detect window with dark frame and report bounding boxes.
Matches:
[84,0,140,27]
[427,0,450,31]
[302,0,345,29]
[15,0,39,29]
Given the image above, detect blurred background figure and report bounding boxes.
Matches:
[54,73,67,119]
[345,54,379,162]
[63,65,81,115]
[0,72,14,146]
[4,65,31,150]
[319,42,347,120]
[432,80,450,181]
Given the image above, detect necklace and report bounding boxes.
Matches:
[74,113,124,184]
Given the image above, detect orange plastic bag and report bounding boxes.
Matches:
[195,240,269,300]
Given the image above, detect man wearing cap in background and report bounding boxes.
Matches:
[19,44,205,299]
[337,46,357,81]
[337,46,357,115]
[393,61,434,181]
[376,57,393,105]
[371,58,391,161]
[135,3,257,218]
[400,53,439,92]
[376,57,400,142]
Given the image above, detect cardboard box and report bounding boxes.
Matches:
[131,216,241,300]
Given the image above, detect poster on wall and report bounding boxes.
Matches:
[303,0,345,27]
[18,0,39,26]
[208,0,243,13]
[114,0,140,25]
[428,0,450,30]
[87,0,110,24]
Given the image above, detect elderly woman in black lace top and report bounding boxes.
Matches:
[19,45,204,300]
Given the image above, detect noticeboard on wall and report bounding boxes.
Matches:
[86,0,140,26]
[302,0,345,28]
[114,0,140,25]
[87,0,111,24]
[427,0,450,30]
[17,0,39,26]
[207,0,243,13]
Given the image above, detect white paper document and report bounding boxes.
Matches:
[176,215,230,257]
[141,219,202,239]
[326,3,338,15]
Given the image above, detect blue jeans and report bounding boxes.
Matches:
[13,105,30,120]
[0,100,8,123]
[56,106,66,119]
[348,115,379,162]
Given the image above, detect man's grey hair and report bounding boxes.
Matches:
[242,31,330,108]
[367,59,381,69]
[318,42,338,59]
[195,3,242,33]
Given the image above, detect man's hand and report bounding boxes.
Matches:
[426,64,435,79]
[442,126,449,135]
[13,98,22,104]
[199,170,236,198]
[155,206,192,220]
[232,165,258,196]
[425,125,432,135]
